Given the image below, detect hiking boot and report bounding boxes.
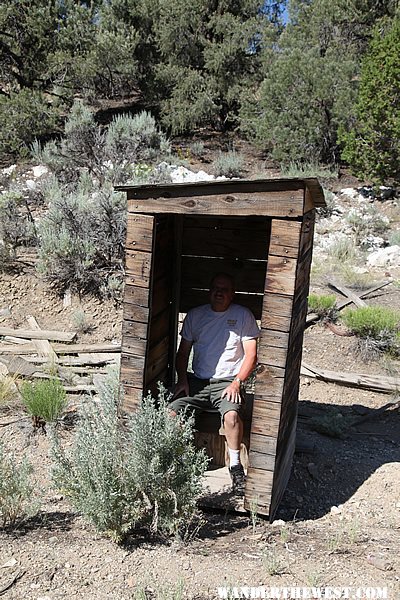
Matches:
[229,464,246,495]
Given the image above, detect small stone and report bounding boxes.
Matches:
[271,519,286,527]
[48,537,58,544]
[0,558,17,568]
[330,505,343,515]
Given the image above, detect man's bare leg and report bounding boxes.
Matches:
[223,410,243,451]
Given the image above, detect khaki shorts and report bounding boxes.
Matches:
[169,374,244,422]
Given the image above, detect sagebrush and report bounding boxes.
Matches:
[0,441,37,528]
[213,151,245,178]
[51,369,208,542]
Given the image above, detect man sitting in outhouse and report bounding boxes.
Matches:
[168,272,260,494]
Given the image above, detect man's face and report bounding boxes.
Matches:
[209,276,235,312]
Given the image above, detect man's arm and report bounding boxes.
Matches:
[221,338,258,404]
[173,337,193,398]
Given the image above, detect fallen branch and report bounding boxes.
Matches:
[0,571,26,596]
[0,343,121,355]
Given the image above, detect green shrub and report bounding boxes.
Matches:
[213,151,245,178]
[0,441,37,528]
[33,101,170,186]
[345,205,390,243]
[189,141,206,158]
[21,378,67,428]
[308,294,337,319]
[342,306,400,356]
[326,236,358,263]
[51,369,208,542]
[0,89,60,159]
[280,162,338,180]
[310,408,352,438]
[37,179,126,297]
[339,17,400,184]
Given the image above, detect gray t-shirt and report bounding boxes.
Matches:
[181,303,260,379]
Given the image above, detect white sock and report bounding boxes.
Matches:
[228,448,240,468]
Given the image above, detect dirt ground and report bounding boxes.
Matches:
[0,158,399,599]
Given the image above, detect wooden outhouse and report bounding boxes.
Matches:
[116,178,324,519]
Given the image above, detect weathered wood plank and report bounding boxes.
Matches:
[123,284,150,308]
[26,316,58,362]
[127,191,304,217]
[248,451,275,471]
[301,363,400,393]
[122,319,148,340]
[121,178,306,199]
[0,327,76,342]
[121,304,149,324]
[125,250,152,288]
[269,220,302,258]
[248,433,277,455]
[0,343,121,355]
[121,385,142,412]
[121,335,147,356]
[259,329,290,349]
[328,280,368,307]
[184,215,270,231]
[181,256,267,294]
[182,225,268,260]
[126,214,155,252]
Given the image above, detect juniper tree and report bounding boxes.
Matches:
[340,16,400,183]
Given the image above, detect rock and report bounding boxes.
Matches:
[0,558,18,568]
[367,245,400,267]
[340,188,358,198]
[49,537,58,544]
[26,179,37,191]
[32,165,49,178]
[270,519,286,527]
[366,554,392,571]
[330,505,343,515]
[2,165,17,177]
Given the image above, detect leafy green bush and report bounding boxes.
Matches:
[342,306,400,356]
[21,378,67,428]
[340,17,400,184]
[0,441,37,528]
[51,369,208,542]
[308,294,337,319]
[0,90,60,159]
[213,151,245,178]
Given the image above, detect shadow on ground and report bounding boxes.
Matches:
[275,399,400,521]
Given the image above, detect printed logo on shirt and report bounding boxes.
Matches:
[227,319,237,326]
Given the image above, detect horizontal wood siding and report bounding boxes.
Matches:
[245,217,303,515]
[269,210,316,519]
[180,216,270,320]
[121,214,155,411]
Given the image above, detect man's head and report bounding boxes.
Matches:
[209,273,235,312]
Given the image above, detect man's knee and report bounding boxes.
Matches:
[223,410,242,429]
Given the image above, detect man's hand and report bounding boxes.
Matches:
[221,380,242,404]
[172,379,189,400]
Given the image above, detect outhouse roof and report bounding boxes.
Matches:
[116,177,325,217]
